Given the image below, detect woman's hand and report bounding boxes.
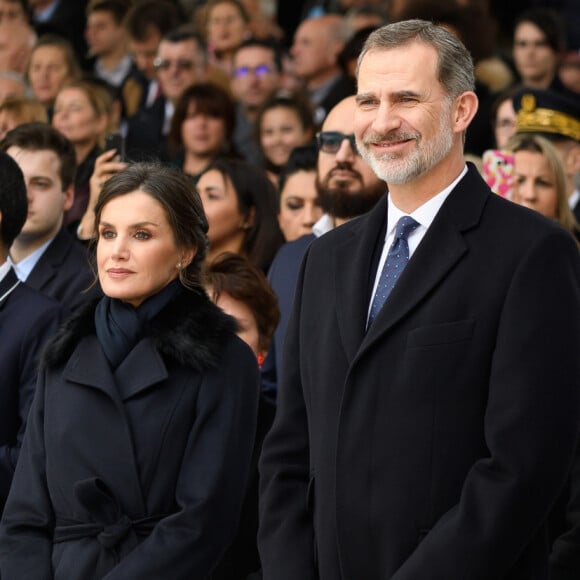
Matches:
[78,149,128,240]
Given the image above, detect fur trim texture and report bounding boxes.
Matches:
[42,287,238,371]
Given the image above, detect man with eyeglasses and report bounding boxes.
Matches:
[121,0,182,117]
[261,94,385,402]
[231,39,282,166]
[125,26,209,161]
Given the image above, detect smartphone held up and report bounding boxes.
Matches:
[104,132,126,162]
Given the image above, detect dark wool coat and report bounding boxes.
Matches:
[0,287,260,580]
[258,165,580,579]
[0,268,62,511]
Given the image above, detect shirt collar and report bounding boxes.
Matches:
[9,236,54,281]
[386,165,468,237]
[312,213,335,237]
[34,0,59,22]
[0,260,11,283]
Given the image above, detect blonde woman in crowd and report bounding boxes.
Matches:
[507,132,579,241]
[52,79,114,226]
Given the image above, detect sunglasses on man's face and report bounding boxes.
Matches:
[316,131,360,155]
[154,58,195,72]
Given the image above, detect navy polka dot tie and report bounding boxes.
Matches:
[368,216,420,326]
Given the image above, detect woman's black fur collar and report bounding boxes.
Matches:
[42,286,238,371]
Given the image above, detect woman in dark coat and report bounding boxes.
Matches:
[0,163,260,579]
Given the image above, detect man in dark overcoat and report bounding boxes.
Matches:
[258,20,580,579]
[0,151,62,511]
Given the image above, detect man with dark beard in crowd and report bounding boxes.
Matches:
[261,95,385,401]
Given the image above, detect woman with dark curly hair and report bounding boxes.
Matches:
[0,162,260,580]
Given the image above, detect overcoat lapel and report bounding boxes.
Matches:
[61,336,152,514]
[340,165,488,363]
[360,211,468,353]
[62,337,169,401]
[115,338,169,401]
[63,337,118,400]
[334,194,388,362]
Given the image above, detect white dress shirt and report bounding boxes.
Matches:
[368,166,468,319]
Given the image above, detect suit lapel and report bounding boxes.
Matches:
[360,213,467,352]
[335,195,388,362]
[26,228,68,291]
[0,268,20,312]
[356,165,489,359]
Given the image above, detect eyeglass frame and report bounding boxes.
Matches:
[316,131,360,155]
[233,64,274,79]
[153,57,196,72]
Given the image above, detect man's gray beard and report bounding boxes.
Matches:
[358,109,454,185]
[316,174,386,220]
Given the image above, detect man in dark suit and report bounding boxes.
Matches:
[122,0,182,118]
[259,20,580,579]
[1,123,98,313]
[124,27,208,162]
[0,151,62,512]
[29,0,90,71]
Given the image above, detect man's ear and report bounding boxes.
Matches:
[453,91,479,134]
[62,184,74,212]
[565,143,580,174]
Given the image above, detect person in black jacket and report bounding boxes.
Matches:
[1,122,99,313]
[0,162,260,580]
[0,151,62,514]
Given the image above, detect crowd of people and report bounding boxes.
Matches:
[0,0,579,579]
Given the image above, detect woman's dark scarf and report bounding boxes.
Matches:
[95,279,183,369]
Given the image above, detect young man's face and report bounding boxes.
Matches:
[0,0,27,26]
[129,28,162,81]
[6,146,73,246]
[86,9,127,59]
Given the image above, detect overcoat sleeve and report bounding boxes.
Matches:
[258,247,318,580]
[0,305,61,501]
[550,440,580,579]
[102,337,260,580]
[0,369,55,580]
[392,229,580,577]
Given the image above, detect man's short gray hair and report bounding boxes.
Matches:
[356,19,475,99]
